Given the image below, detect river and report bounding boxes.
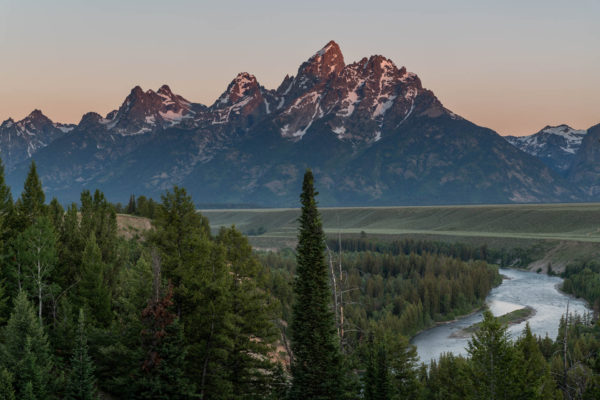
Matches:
[411,268,590,363]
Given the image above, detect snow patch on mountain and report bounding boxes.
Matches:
[507,125,586,156]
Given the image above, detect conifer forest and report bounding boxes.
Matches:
[0,163,599,399]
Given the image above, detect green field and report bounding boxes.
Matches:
[201,203,600,269]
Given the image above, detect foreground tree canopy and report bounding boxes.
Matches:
[0,161,598,399]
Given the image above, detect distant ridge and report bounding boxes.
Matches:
[2,41,595,206]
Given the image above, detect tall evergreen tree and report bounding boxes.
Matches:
[374,342,391,400]
[467,310,518,400]
[151,187,232,399]
[217,226,279,399]
[55,203,83,291]
[289,169,343,400]
[151,186,210,282]
[0,158,13,314]
[0,157,13,242]
[77,233,111,327]
[48,198,64,233]
[364,334,377,400]
[127,194,136,215]
[65,309,97,400]
[1,291,52,399]
[138,283,193,400]
[0,367,16,400]
[18,161,46,225]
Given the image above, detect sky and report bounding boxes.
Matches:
[0,0,598,136]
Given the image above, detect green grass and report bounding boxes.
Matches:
[202,203,600,241]
[201,203,600,267]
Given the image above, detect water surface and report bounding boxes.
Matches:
[411,268,589,363]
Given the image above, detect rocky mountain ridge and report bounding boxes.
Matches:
[505,125,587,174]
[1,41,593,206]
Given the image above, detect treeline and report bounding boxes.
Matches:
[0,161,285,399]
[419,311,600,399]
[3,160,597,399]
[562,260,600,314]
[328,237,536,267]
[112,194,159,219]
[277,170,600,399]
[260,250,500,342]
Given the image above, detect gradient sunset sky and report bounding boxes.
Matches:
[1,0,598,136]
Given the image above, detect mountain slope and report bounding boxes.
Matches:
[568,123,600,197]
[0,110,74,170]
[3,41,586,206]
[505,125,587,174]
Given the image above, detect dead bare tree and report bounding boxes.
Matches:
[326,243,340,336]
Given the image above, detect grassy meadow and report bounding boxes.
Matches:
[201,203,600,270]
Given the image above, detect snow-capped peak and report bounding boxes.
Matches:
[104,85,196,135]
[539,124,587,141]
[505,124,588,173]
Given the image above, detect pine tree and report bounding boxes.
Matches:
[374,343,391,400]
[151,187,232,399]
[289,169,343,400]
[18,161,46,225]
[426,353,474,400]
[467,310,518,400]
[0,367,16,400]
[55,203,83,291]
[151,186,210,282]
[0,280,10,324]
[217,226,279,399]
[1,291,52,398]
[0,157,13,242]
[386,334,420,399]
[21,382,36,400]
[0,158,13,322]
[364,334,377,400]
[127,194,136,214]
[65,309,97,400]
[514,323,557,399]
[138,282,193,399]
[48,197,64,233]
[77,233,111,327]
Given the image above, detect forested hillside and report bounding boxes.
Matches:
[1,162,599,399]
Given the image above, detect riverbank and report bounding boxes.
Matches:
[409,304,486,340]
[412,268,590,363]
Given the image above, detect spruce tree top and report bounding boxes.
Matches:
[19,161,45,221]
[289,169,343,400]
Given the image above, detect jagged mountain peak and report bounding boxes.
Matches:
[314,40,343,60]
[104,84,195,134]
[1,118,15,128]
[538,124,586,138]
[2,40,592,207]
[79,112,105,126]
[213,72,261,107]
[20,109,54,128]
[0,109,72,169]
[157,84,174,96]
[27,109,48,119]
[129,85,145,98]
[294,40,346,88]
[505,124,588,174]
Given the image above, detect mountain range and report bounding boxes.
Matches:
[1,41,597,207]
